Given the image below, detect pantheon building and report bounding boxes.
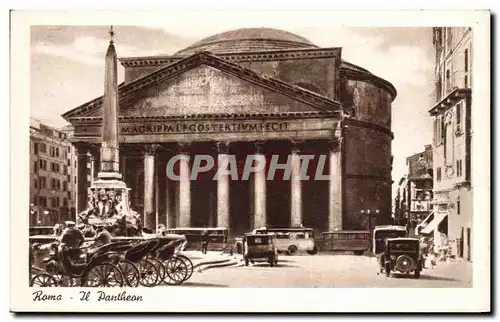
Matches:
[62,28,396,237]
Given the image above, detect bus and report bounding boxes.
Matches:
[373,225,408,255]
[319,230,370,255]
[162,227,229,251]
[251,227,317,255]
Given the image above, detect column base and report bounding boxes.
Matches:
[92,177,127,189]
[98,171,123,180]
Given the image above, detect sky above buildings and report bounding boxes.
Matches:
[30,22,436,195]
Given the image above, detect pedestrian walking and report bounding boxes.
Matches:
[201,230,209,254]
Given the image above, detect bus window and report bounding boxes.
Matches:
[296,233,306,239]
[276,232,290,239]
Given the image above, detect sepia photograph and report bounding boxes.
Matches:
[10,9,491,312]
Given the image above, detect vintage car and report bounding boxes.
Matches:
[381,237,423,278]
[373,225,408,255]
[242,233,278,267]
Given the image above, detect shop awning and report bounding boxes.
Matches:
[421,212,448,234]
[417,211,434,228]
[415,211,434,234]
[398,176,409,189]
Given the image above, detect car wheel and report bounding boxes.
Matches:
[244,256,249,266]
[414,270,421,279]
[287,245,298,256]
[306,247,318,255]
[385,263,391,277]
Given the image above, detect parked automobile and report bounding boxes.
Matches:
[381,237,423,278]
[242,233,278,267]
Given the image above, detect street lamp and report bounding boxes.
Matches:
[362,209,380,253]
[44,210,49,226]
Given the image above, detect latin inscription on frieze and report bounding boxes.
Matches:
[120,121,289,135]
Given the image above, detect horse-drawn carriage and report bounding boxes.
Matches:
[29,185,199,287]
[29,234,194,287]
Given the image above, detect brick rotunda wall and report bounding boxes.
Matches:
[340,72,395,230]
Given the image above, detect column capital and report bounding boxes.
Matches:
[88,145,101,159]
[143,144,162,156]
[253,141,265,154]
[290,140,305,154]
[216,141,230,154]
[328,139,342,152]
[173,142,191,154]
[73,142,90,155]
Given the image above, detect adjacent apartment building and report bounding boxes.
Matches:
[425,27,472,261]
[29,118,90,226]
[394,145,433,236]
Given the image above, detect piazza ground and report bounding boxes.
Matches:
[180,254,472,288]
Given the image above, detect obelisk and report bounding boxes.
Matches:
[78,27,142,231]
[98,26,122,181]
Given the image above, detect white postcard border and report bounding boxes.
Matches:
[10,9,491,312]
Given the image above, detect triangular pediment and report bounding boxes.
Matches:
[62,52,341,120]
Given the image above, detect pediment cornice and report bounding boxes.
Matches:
[62,51,343,121]
[118,47,341,67]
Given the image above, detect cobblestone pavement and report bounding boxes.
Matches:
[177,254,472,288]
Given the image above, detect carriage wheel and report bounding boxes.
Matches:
[30,273,58,287]
[137,259,159,287]
[118,260,140,287]
[174,254,194,281]
[147,258,166,285]
[164,257,188,285]
[83,263,124,287]
[59,275,78,287]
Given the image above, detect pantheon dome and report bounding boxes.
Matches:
[175,28,319,55]
[63,27,397,236]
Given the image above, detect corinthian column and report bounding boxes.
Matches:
[74,143,89,214]
[178,144,191,227]
[216,142,230,229]
[143,144,160,230]
[89,146,100,182]
[253,141,266,229]
[328,136,343,231]
[290,141,303,227]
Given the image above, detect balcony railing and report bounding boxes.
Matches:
[431,70,470,103]
[445,70,469,95]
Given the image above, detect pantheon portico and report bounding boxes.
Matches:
[62,28,396,237]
